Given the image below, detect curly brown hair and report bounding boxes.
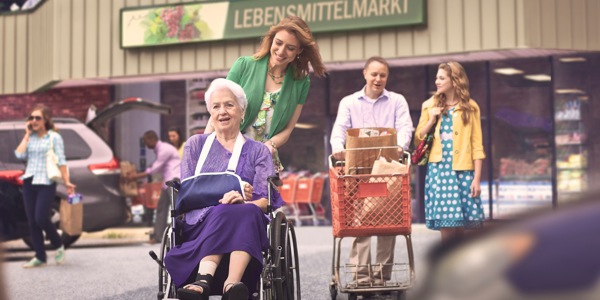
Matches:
[253,16,326,79]
[433,61,474,125]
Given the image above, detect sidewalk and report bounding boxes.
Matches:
[80,226,152,241]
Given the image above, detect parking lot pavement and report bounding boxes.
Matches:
[2,227,153,254]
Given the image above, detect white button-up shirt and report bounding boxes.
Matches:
[330,87,414,153]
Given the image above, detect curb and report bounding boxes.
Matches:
[80,227,152,241]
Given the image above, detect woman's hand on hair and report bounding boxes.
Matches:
[219,190,244,204]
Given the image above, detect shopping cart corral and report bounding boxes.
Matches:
[279,172,328,226]
[328,150,415,300]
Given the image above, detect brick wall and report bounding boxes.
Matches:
[0,85,112,122]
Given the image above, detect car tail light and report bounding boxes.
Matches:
[88,157,120,175]
[122,97,141,103]
[0,170,24,186]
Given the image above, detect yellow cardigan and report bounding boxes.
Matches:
[414,97,486,170]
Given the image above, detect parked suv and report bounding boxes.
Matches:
[0,98,171,248]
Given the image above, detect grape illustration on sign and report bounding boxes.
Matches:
[121,3,229,48]
[142,5,212,44]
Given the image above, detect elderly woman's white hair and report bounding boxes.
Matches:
[204,78,248,111]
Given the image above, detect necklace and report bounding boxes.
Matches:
[267,66,285,84]
[446,100,459,107]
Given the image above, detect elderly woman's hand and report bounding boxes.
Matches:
[243,182,253,200]
[219,190,244,204]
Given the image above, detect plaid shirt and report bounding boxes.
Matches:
[15,130,67,185]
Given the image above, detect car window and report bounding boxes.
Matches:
[0,129,91,162]
[59,129,92,160]
[0,130,21,163]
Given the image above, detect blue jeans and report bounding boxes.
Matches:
[22,177,62,262]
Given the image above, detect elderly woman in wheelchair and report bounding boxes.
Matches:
[164,78,284,300]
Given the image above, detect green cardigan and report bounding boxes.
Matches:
[227,56,310,139]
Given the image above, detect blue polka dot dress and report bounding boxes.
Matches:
[425,108,484,230]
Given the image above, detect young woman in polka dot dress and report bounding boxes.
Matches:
[414,62,486,242]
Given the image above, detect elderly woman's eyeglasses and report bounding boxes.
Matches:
[28,116,42,121]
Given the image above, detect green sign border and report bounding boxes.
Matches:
[120,0,427,49]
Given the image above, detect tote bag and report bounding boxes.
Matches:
[47,133,64,183]
[174,133,245,215]
[412,117,437,166]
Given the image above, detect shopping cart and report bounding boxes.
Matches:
[328,148,415,300]
[292,173,327,226]
[137,182,162,209]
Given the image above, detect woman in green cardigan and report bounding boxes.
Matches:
[207,16,326,172]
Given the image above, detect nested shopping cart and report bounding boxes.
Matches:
[328,149,415,300]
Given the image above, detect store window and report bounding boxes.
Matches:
[320,52,600,222]
[553,53,600,202]
[488,57,554,218]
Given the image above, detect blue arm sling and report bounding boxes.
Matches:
[175,132,245,215]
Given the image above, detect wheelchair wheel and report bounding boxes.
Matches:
[158,227,177,299]
[270,211,301,299]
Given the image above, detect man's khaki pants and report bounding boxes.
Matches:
[349,235,396,283]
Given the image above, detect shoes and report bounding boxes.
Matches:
[23,257,46,268]
[55,245,66,265]
[177,273,213,300]
[222,282,248,300]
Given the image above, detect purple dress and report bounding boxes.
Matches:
[164,134,284,295]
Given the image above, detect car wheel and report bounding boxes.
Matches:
[21,199,81,249]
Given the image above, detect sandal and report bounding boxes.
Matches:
[177,274,213,300]
[222,282,248,300]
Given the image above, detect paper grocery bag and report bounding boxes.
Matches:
[345,127,399,175]
[60,199,83,236]
[358,157,408,226]
[372,157,408,175]
[119,161,138,197]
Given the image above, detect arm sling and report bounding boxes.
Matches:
[175,132,246,215]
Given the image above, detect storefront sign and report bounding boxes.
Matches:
[120,0,426,48]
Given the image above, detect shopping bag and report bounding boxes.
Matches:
[59,199,83,236]
[175,171,245,215]
[345,127,399,175]
[372,157,408,175]
[47,135,64,183]
[412,117,438,165]
[358,157,408,226]
[119,161,138,197]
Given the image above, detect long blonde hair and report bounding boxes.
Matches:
[253,16,326,79]
[433,61,474,125]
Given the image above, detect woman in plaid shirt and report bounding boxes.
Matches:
[14,104,76,268]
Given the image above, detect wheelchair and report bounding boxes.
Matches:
[149,176,301,300]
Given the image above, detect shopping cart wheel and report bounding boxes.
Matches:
[348,293,358,300]
[328,283,337,300]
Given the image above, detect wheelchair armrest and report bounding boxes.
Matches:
[166,178,181,189]
[268,175,283,188]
